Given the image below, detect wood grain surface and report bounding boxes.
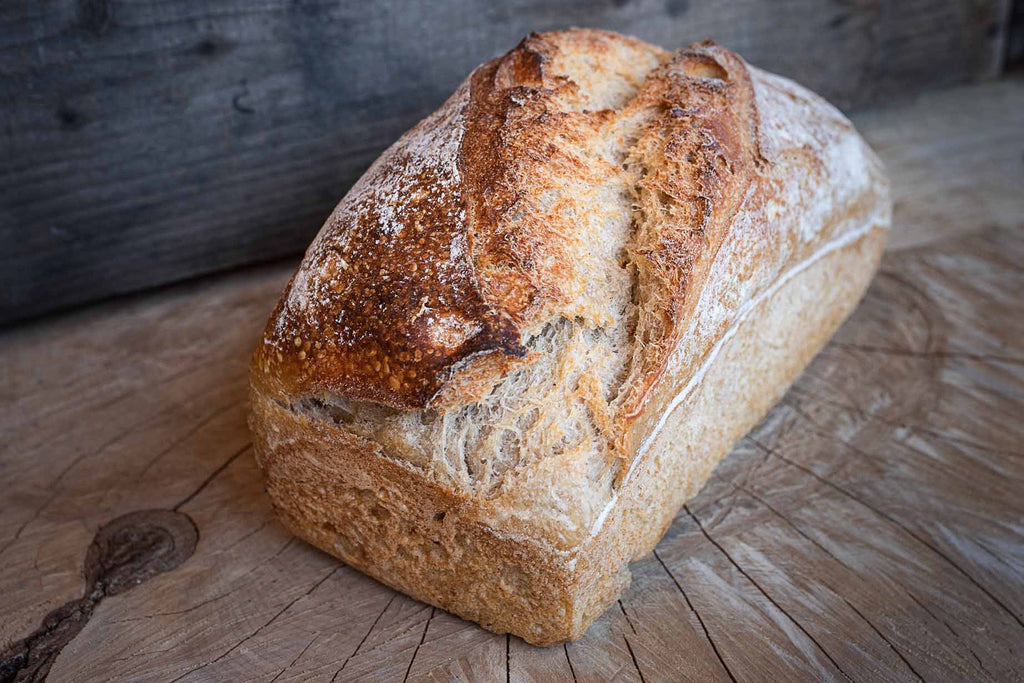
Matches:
[850,75,1024,251]
[0,0,1012,324]
[1,80,1023,682]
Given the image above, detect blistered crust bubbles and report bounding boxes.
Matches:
[253,83,526,410]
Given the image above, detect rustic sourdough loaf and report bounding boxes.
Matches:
[249,28,890,645]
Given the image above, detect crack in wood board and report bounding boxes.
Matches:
[623,635,647,683]
[682,505,852,680]
[563,643,578,683]
[167,564,341,683]
[749,438,1024,632]
[268,634,318,683]
[839,596,924,682]
[651,549,737,682]
[136,401,243,479]
[173,442,252,512]
[618,600,638,636]
[331,593,397,680]
[403,607,435,682]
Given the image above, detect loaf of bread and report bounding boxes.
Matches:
[249,28,890,645]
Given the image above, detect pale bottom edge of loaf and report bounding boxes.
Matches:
[249,224,888,647]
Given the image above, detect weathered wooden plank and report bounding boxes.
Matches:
[850,74,1024,251]
[1,80,1023,682]
[0,0,1011,323]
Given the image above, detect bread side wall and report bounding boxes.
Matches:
[576,224,889,626]
[249,390,582,645]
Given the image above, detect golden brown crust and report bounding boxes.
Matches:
[253,32,783,424]
[251,78,526,410]
[249,28,892,646]
[461,31,647,327]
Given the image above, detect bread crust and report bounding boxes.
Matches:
[249,29,890,645]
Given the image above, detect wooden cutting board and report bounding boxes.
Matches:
[1,80,1022,682]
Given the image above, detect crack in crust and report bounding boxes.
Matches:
[614,42,765,431]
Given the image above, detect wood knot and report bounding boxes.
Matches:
[0,510,197,682]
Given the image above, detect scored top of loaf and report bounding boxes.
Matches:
[255,30,760,425]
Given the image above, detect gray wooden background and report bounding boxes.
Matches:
[0,0,1015,324]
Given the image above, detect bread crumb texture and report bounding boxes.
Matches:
[250,28,890,644]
